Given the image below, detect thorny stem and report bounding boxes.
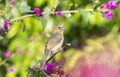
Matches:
[9,9,94,22]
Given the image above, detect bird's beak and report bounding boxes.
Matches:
[61,26,65,30]
[58,25,65,30]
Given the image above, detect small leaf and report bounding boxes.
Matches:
[0,36,4,40]
[23,25,26,32]
[93,0,101,10]
[22,20,27,32]
[80,10,88,22]
[89,11,94,15]
[19,1,31,13]
[64,13,72,18]
[36,17,46,31]
[115,0,120,4]
[55,5,62,11]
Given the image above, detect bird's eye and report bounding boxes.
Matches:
[58,26,62,28]
[58,26,63,29]
[58,25,65,30]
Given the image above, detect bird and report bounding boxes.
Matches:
[40,25,65,68]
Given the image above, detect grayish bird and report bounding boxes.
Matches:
[41,25,65,68]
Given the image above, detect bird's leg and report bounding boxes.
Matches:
[51,51,55,62]
[59,47,63,51]
[51,51,54,57]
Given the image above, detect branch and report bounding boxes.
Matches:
[47,43,71,62]
[9,9,94,22]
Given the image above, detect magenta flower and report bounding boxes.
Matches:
[28,50,33,54]
[44,62,64,76]
[44,62,58,73]
[33,8,42,15]
[4,50,11,57]
[0,29,3,34]
[55,11,62,16]
[16,45,20,49]
[10,0,15,5]
[8,67,15,72]
[106,0,118,10]
[17,50,23,56]
[100,5,105,10]
[104,11,113,20]
[2,20,10,30]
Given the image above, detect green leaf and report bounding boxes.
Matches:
[0,36,4,40]
[36,17,46,31]
[22,20,27,32]
[80,10,88,22]
[64,13,72,18]
[19,1,31,13]
[115,0,120,4]
[93,0,101,10]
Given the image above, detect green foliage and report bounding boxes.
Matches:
[19,1,31,13]
[0,0,120,77]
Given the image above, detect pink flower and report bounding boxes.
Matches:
[8,67,15,72]
[0,29,3,34]
[16,45,20,49]
[28,50,33,54]
[4,50,11,57]
[17,50,23,56]
[100,5,105,10]
[44,62,64,76]
[29,36,33,41]
[55,11,62,16]
[80,63,120,77]
[44,62,58,73]
[2,20,10,30]
[106,0,118,10]
[104,11,113,20]
[33,8,42,15]
[10,0,15,5]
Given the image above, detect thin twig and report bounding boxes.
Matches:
[47,43,71,62]
[9,9,94,22]
[10,14,35,22]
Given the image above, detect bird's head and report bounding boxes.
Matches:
[58,25,65,30]
[53,25,65,34]
[56,25,65,33]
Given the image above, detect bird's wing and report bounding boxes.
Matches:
[45,33,63,52]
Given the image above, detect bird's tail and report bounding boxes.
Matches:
[40,50,49,68]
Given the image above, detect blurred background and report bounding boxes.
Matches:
[0,0,120,77]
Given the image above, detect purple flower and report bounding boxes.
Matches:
[44,62,65,76]
[104,11,113,20]
[100,5,105,10]
[106,0,118,10]
[33,8,42,15]
[44,62,58,73]
[17,50,23,56]
[8,67,15,72]
[0,29,3,34]
[55,11,62,16]
[2,20,10,30]
[10,0,15,5]
[4,50,11,57]
[16,45,20,49]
